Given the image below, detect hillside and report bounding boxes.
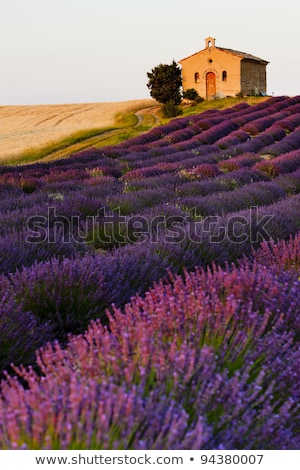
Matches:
[0,96,267,165]
[0,95,299,450]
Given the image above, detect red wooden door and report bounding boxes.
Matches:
[206,72,216,99]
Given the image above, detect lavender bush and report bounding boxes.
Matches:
[0,256,299,449]
[0,286,51,376]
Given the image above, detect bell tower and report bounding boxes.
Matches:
[205,37,216,49]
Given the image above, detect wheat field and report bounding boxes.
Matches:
[0,99,155,162]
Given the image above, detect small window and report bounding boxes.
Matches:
[194,72,200,84]
[222,70,227,81]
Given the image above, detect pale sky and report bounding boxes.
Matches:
[1,0,299,105]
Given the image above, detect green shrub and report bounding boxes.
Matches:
[162,101,183,118]
[183,88,204,103]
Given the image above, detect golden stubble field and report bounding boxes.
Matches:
[0,99,155,162]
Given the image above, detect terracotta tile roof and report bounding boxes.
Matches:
[216,47,269,64]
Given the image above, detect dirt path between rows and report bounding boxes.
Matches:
[134,106,161,126]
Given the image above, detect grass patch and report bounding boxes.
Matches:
[180,96,269,116]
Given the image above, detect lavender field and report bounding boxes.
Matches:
[0,95,300,449]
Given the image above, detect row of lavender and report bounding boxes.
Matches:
[0,234,299,449]
[0,96,300,448]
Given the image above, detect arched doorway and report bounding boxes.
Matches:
[206,72,216,100]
